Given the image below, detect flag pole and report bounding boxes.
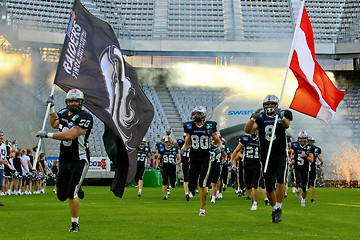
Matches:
[263,0,306,173]
[32,84,56,170]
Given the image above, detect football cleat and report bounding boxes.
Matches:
[272,208,282,223]
[69,222,79,232]
[199,210,206,216]
[301,199,305,207]
[250,204,257,211]
[138,192,141,197]
[264,199,270,206]
[246,196,251,200]
[186,194,190,202]
[310,199,315,203]
[210,199,215,204]
[163,196,168,200]
[0,202,4,206]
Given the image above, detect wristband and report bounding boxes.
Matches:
[49,106,55,114]
[47,133,54,139]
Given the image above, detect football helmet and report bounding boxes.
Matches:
[263,94,279,117]
[191,106,207,122]
[65,89,84,113]
[308,135,315,143]
[298,131,308,146]
[139,137,146,148]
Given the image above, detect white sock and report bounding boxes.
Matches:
[211,196,215,201]
[139,189,142,193]
[272,205,277,211]
[276,202,282,209]
[72,217,79,223]
[264,198,269,201]
[185,192,188,195]
[253,201,257,205]
[200,209,205,213]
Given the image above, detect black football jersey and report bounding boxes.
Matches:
[158,146,178,166]
[177,139,190,165]
[137,146,151,162]
[290,141,315,171]
[310,145,322,169]
[183,121,217,161]
[209,144,222,164]
[239,135,260,168]
[57,108,93,163]
[255,110,292,159]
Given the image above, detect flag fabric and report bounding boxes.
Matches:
[289,7,344,124]
[54,0,154,197]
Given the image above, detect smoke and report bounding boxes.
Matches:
[143,61,355,181]
[0,49,32,86]
[0,48,54,149]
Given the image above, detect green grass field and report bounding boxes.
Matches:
[1,186,359,240]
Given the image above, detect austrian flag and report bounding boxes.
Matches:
[289,7,344,124]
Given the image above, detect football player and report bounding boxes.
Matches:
[245,94,292,223]
[207,137,224,204]
[36,89,93,232]
[289,131,314,207]
[177,137,191,201]
[231,129,262,210]
[181,106,222,216]
[135,138,152,197]
[307,136,323,203]
[156,137,180,200]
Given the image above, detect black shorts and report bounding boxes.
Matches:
[262,153,287,193]
[244,165,261,190]
[220,163,229,185]
[182,164,190,182]
[162,164,176,188]
[56,160,89,201]
[295,167,309,192]
[189,158,211,190]
[207,162,221,185]
[308,168,316,187]
[135,161,146,182]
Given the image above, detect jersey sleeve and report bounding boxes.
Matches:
[283,110,293,121]
[183,122,193,134]
[73,112,93,130]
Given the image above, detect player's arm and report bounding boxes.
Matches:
[244,120,258,134]
[289,149,295,165]
[307,153,314,163]
[182,134,190,150]
[230,144,243,168]
[212,132,223,149]
[279,110,292,129]
[49,111,60,129]
[318,155,324,166]
[51,125,86,141]
[176,153,181,164]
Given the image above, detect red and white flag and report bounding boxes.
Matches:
[289,7,344,124]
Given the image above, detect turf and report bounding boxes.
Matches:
[1,186,359,240]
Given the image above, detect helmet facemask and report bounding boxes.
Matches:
[263,94,279,117]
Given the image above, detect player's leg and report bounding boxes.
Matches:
[67,160,89,232]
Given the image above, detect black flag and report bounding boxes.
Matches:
[54,0,154,197]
